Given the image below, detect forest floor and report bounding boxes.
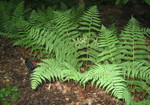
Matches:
[0,4,150,105]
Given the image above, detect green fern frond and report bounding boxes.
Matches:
[96,25,123,64]
[62,62,81,82]
[31,58,81,89]
[0,1,10,30]
[0,1,27,38]
[120,17,150,64]
[79,6,101,35]
[80,64,133,104]
[31,59,63,89]
[141,27,150,36]
[0,1,14,35]
[74,6,101,67]
[60,2,67,11]
[70,4,85,23]
[11,1,24,22]
[29,10,41,26]
[45,6,55,22]
[9,1,25,35]
[121,61,150,80]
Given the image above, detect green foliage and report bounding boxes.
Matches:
[1,1,150,105]
[78,6,101,34]
[96,25,123,64]
[120,17,150,65]
[0,84,19,104]
[115,0,150,6]
[121,62,150,80]
[70,4,85,24]
[31,59,81,89]
[115,0,129,5]
[31,6,102,89]
[77,6,101,66]
[0,1,28,38]
[81,64,127,98]
[144,0,150,6]
[31,59,63,89]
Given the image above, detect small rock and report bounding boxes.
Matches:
[65,97,69,101]
[83,99,93,105]
[5,78,10,82]
[55,81,61,87]
[57,85,63,92]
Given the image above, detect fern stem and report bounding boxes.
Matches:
[132,33,135,62]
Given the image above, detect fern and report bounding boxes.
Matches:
[1,3,150,104]
[31,6,102,89]
[80,64,133,105]
[11,1,24,22]
[119,17,150,65]
[96,25,123,64]
[70,4,85,24]
[7,1,25,37]
[0,1,14,34]
[0,1,10,31]
[76,6,101,67]
[31,59,63,89]
[78,6,101,36]
[0,1,29,39]
[31,58,81,89]
[62,62,81,82]
[121,61,150,80]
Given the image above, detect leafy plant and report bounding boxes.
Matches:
[115,0,150,6]
[31,6,102,89]
[119,17,150,65]
[0,84,19,104]
[96,25,123,64]
[1,1,150,105]
[80,64,133,104]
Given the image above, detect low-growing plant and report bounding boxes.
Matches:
[0,1,150,105]
[115,0,150,6]
[0,84,19,104]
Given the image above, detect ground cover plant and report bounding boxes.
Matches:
[0,84,19,105]
[0,1,150,105]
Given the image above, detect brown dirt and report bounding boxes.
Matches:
[0,4,150,105]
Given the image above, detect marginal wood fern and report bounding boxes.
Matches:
[77,6,101,67]
[1,2,150,105]
[80,64,129,99]
[120,17,150,65]
[121,61,150,80]
[96,25,123,64]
